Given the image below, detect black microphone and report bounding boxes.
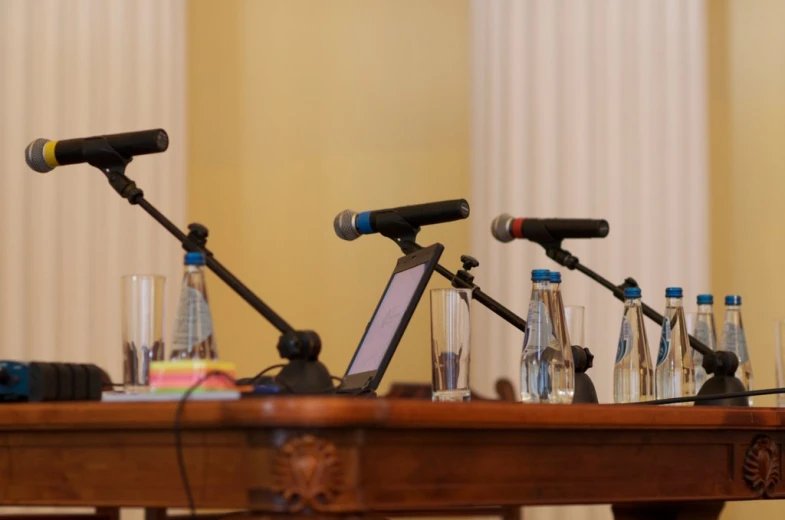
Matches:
[25,129,169,173]
[334,199,470,241]
[491,214,609,244]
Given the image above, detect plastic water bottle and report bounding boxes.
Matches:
[549,271,575,404]
[655,287,695,402]
[613,287,654,403]
[170,252,219,360]
[718,295,753,403]
[693,294,717,393]
[521,269,567,404]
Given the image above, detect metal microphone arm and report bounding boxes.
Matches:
[542,243,748,407]
[81,138,332,394]
[372,212,527,332]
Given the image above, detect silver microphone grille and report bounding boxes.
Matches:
[333,209,361,241]
[25,138,53,173]
[491,213,515,243]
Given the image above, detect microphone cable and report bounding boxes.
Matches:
[632,387,785,406]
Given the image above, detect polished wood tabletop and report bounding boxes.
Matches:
[0,397,781,519]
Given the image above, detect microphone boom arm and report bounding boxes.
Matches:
[372,211,528,333]
[542,242,747,406]
[82,138,331,393]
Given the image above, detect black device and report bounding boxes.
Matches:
[0,361,106,402]
[491,214,609,244]
[333,199,470,241]
[337,243,444,394]
[25,129,169,173]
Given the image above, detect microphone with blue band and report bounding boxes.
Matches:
[334,199,470,241]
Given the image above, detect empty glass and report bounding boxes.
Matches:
[776,320,785,407]
[122,275,166,392]
[564,305,585,347]
[430,288,472,402]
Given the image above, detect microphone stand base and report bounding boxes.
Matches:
[275,359,336,395]
[573,372,599,404]
[694,375,750,407]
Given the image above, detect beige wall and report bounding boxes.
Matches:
[187,0,469,392]
[709,1,785,518]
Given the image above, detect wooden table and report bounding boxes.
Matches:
[0,397,782,519]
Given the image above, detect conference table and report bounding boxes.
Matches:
[0,396,781,520]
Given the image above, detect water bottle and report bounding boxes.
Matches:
[655,287,695,402]
[549,271,575,404]
[170,252,219,360]
[613,287,654,403]
[719,295,753,403]
[521,269,567,404]
[693,294,717,393]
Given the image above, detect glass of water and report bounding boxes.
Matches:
[430,288,472,402]
[775,320,785,407]
[564,305,585,347]
[122,275,166,392]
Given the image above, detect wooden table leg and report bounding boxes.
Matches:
[612,502,724,520]
[144,508,168,520]
[501,506,522,520]
[95,509,120,520]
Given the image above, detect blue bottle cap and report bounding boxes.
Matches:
[531,269,551,282]
[725,295,742,306]
[697,294,714,305]
[665,287,683,298]
[624,287,642,299]
[185,252,206,266]
[549,271,562,283]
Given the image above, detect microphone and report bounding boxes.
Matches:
[25,129,169,173]
[334,199,470,241]
[491,214,609,244]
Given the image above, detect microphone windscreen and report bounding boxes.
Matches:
[334,209,361,241]
[491,213,515,243]
[25,138,53,173]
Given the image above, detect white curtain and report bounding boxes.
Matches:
[0,0,186,392]
[470,1,708,519]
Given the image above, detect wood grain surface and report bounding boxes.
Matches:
[0,397,779,519]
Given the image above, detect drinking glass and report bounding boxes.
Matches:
[775,320,785,407]
[564,305,585,347]
[430,288,472,402]
[122,275,166,392]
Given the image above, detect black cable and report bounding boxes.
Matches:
[174,370,237,519]
[250,363,286,381]
[631,387,785,406]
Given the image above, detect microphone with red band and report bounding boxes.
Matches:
[25,129,168,173]
[492,214,609,244]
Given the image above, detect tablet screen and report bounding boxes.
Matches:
[346,262,428,375]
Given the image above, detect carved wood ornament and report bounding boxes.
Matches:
[272,434,343,512]
[743,435,781,498]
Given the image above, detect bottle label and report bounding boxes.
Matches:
[657,317,671,365]
[695,321,711,346]
[172,287,214,347]
[524,299,553,353]
[615,316,631,364]
[721,322,750,363]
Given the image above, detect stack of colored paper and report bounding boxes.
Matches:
[149,361,237,393]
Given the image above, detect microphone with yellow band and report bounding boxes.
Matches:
[25,129,168,173]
